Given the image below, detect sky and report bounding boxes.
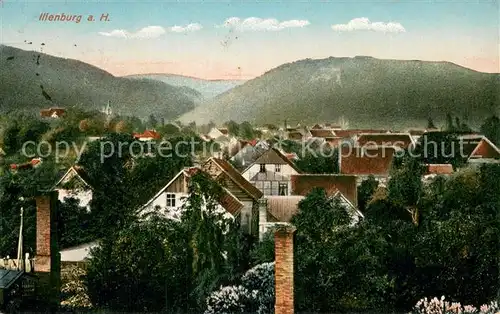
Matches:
[0,0,498,80]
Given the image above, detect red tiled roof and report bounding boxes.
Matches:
[425,164,454,175]
[340,146,395,176]
[285,153,298,161]
[134,130,161,139]
[40,107,65,117]
[469,138,500,159]
[30,158,42,166]
[290,174,358,207]
[248,139,258,146]
[357,133,414,149]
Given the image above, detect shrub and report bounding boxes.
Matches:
[205,262,275,314]
[412,296,499,314]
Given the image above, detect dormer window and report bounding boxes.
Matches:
[259,164,266,173]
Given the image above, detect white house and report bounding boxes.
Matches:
[53,166,93,211]
[207,127,229,140]
[241,147,301,196]
[140,158,264,235]
[140,167,195,221]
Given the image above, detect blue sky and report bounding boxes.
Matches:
[1,0,498,79]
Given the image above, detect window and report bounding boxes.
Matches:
[275,164,281,172]
[259,164,266,173]
[263,181,271,196]
[278,183,288,196]
[166,193,176,208]
[271,181,279,195]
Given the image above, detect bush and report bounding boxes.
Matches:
[205,262,275,314]
[412,296,499,314]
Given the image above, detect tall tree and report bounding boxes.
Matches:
[388,156,425,225]
[480,115,500,145]
[427,116,437,129]
[445,113,454,131]
[147,114,158,129]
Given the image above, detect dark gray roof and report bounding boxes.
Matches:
[0,269,23,289]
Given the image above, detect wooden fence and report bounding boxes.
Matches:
[0,254,34,272]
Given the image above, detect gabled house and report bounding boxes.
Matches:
[290,173,363,221]
[309,129,341,147]
[258,174,364,237]
[40,107,65,118]
[241,147,301,196]
[357,133,415,149]
[53,166,93,210]
[290,174,359,208]
[285,126,312,142]
[133,130,161,141]
[339,146,396,186]
[458,135,500,165]
[9,158,42,172]
[207,127,229,140]
[141,158,263,235]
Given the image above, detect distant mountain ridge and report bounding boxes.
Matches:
[125,73,246,100]
[179,56,499,129]
[0,45,199,118]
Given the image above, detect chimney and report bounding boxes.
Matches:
[34,191,60,310]
[258,198,268,240]
[274,223,296,314]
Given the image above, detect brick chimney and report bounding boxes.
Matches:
[34,191,60,310]
[274,223,296,314]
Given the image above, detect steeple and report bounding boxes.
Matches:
[102,100,112,121]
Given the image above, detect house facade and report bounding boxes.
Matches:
[40,107,65,118]
[53,166,93,211]
[141,158,263,235]
[133,130,161,141]
[257,174,364,237]
[241,147,301,196]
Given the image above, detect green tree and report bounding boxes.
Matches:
[388,156,425,225]
[182,172,244,309]
[427,116,437,129]
[147,114,158,129]
[224,120,240,136]
[291,188,391,312]
[294,146,339,174]
[445,113,455,131]
[357,175,379,212]
[480,115,500,145]
[238,121,255,140]
[86,214,190,312]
